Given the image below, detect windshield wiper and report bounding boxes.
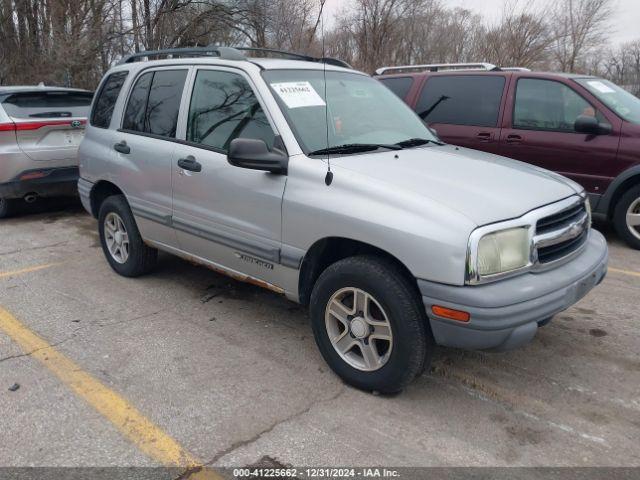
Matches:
[395,138,445,148]
[309,143,402,156]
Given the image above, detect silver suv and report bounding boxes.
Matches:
[78,47,608,393]
[0,86,93,217]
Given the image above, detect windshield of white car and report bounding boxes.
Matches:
[575,78,640,124]
[262,70,438,155]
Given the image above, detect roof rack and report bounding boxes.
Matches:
[118,46,245,64]
[375,63,499,75]
[118,46,352,69]
[500,67,532,72]
[234,47,352,69]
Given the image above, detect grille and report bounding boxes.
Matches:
[537,229,588,264]
[536,202,586,234]
[535,199,589,265]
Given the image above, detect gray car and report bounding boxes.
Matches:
[78,47,608,393]
[0,85,93,217]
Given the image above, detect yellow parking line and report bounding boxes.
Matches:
[0,263,60,279]
[609,267,640,278]
[0,305,220,479]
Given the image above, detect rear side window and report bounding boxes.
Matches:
[122,69,188,138]
[2,91,93,119]
[123,72,153,132]
[514,78,601,132]
[91,71,128,128]
[416,76,506,127]
[187,70,275,152]
[379,77,413,100]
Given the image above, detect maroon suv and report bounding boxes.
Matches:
[377,65,640,249]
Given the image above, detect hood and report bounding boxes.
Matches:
[330,145,582,226]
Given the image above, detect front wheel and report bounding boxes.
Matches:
[98,195,158,277]
[613,185,640,250]
[310,255,432,394]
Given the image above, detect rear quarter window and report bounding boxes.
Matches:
[123,72,153,132]
[2,91,93,119]
[378,77,413,101]
[416,75,506,127]
[91,71,128,128]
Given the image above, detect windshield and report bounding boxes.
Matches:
[262,70,437,154]
[575,78,640,124]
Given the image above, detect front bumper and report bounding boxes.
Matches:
[0,167,79,199]
[419,229,608,351]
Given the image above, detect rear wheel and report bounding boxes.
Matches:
[310,255,432,394]
[613,185,640,250]
[98,195,157,277]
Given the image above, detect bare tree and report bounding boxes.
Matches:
[476,1,554,68]
[550,0,614,73]
[596,40,640,96]
[0,0,633,93]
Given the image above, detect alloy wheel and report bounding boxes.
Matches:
[324,287,394,372]
[627,197,640,241]
[104,212,130,264]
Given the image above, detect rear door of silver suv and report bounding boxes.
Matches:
[114,66,190,248]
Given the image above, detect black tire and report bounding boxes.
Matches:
[309,255,432,394]
[98,195,157,277]
[613,185,640,250]
[0,198,18,219]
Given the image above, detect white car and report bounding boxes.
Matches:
[0,85,92,217]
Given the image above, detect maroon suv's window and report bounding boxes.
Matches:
[514,78,604,132]
[379,77,413,101]
[416,75,505,127]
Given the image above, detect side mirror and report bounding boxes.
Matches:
[574,115,611,135]
[227,138,288,174]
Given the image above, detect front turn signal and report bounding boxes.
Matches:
[431,305,470,323]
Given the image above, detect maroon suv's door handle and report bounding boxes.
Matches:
[476,132,493,142]
[506,134,523,145]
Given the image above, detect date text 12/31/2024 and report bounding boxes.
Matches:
[233,468,400,478]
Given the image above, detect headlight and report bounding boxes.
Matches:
[475,227,530,277]
[585,197,592,226]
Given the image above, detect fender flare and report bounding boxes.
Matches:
[595,165,640,218]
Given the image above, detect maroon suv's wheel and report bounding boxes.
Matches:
[614,185,640,250]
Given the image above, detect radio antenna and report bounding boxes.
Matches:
[320,0,333,186]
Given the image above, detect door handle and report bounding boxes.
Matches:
[476,132,493,142]
[114,141,130,154]
[177,155,202,173]
[506,134,523,145]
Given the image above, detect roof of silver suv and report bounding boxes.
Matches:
[0,86,91,94]
[107,46,356,76]
[108,56,358,75]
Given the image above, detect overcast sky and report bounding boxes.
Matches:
[324,0,639,45]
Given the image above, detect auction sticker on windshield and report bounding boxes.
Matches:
[587,81,616,94]
[271,82,326,109]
